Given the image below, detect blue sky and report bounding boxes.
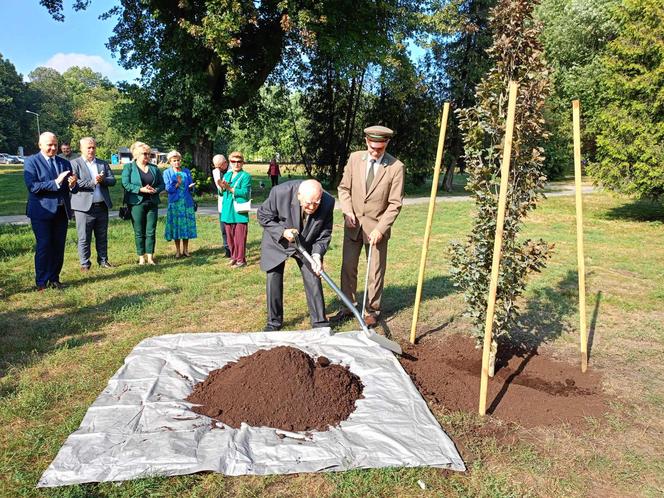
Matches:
[0,1,140,83]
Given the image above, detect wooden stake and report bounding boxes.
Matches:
[409,103,450,344]
[573,99,588,373]
[478,81,518,416]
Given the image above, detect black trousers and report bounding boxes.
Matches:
[266,256,329,329]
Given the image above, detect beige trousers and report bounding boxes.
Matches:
[340,227,389,315]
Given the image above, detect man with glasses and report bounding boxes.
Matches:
[257,179,334,331]
[332,125,405,327]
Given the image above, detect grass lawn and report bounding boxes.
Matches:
[1,182,663,495]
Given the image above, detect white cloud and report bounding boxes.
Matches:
[39,52,139,82]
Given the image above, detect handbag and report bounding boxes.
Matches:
[118,205,131,221]
[233,199,251,214]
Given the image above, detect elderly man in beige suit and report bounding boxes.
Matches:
[332,125,405,327]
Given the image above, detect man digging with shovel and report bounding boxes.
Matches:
[257,179,335,331]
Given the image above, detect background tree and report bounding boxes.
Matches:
[63,66,140,159]
[363,52,440,186]
[226,85,306,165]
[537,0,620,179]
[424,0,496,190]
[449,0,553,361]
[41,0,429,176]
[589,0,664,200]
[27,67,75,144]
[0,54,34,153]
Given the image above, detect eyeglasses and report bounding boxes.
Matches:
[141,152,151,156]
[302,199,321,207]
[230,160,243,164]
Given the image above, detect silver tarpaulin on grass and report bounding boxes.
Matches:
[38,329,465,487]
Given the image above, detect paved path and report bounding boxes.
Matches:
[0,184,596,225]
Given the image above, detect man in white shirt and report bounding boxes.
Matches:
[212,154,231,257]
[70,137,116,271]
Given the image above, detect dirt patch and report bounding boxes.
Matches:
[400,334,608,428]
[186,346,364,432]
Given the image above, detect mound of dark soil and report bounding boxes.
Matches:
[186,346,364,432]
[401,334,608,428]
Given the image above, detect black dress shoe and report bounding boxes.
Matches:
[99,261,114,268]
[264,324,282,332]
[49,281,66,291]
[330,309,354,324]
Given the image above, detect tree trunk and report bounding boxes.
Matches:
[441,162,455,192]
[287,95,311,176]
[192,138,213,177]
[488,338,498,378]
[325,62,337,180]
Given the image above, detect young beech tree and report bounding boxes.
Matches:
[449,0,553,371]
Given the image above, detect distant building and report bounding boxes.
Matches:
[118,147,166,165]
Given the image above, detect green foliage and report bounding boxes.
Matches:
[0,54,34,153]
[449,0,553,342]
[424,0,497,171]
[63,67,140,160]
[28,66,75,142]
[537,0,620,178]
[183,152,213,194]
[227,86,305,163]
[589,0,664,200]
[364,52,440,186]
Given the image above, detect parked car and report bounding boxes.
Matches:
[0,153,22,164]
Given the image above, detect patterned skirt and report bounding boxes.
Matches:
[165,198,197,241]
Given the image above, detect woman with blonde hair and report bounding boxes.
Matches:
[163,150,197,257]
[219,151,251,268]
[121,141,165,265]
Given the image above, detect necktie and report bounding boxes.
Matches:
[49,157,57,177]
[366,160,376,193]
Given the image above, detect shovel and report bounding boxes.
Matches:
[293,236,402,355]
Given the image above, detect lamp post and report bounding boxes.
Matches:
[26,110,40,140]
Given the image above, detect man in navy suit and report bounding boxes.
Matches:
[257,179,334,331]
[24,132,79,290]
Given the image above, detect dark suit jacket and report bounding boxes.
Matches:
[121,162,165,205]
[70,157,116,211]
[24,153,78,220]
[257,180,334,272]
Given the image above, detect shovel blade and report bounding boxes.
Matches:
[365,331,402,354]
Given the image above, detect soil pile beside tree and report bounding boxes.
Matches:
[401,334,607,428]
[186,346,364,432]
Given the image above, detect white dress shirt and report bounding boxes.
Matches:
[85,159,104,203]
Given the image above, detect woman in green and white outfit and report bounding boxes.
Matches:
[219,151,251,268]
